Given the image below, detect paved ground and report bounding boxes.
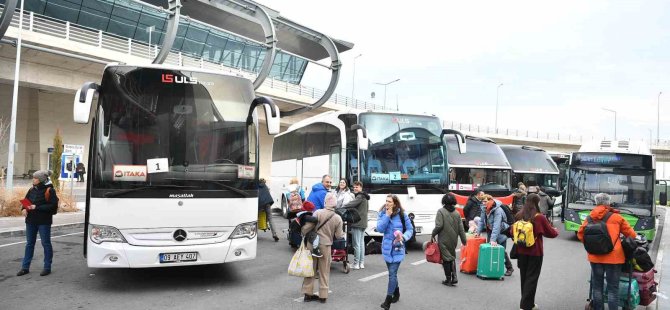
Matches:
[0,209,666,310]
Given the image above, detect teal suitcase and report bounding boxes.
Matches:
[604,276,640,309]
[476,243,505,280]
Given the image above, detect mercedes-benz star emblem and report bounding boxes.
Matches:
[173,229,187,242]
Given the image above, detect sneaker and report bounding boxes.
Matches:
[505,268,514,276]
[273,235,279,242]
[352,262,360,270]
[312,248,323,258]
[532,304,539,310]
[40,269,51,276]
[360,262,365,269]
[16,269,29,276]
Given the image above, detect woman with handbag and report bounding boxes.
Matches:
[378,195,413,310]
[431,193,468,286]
[513,193,559,310]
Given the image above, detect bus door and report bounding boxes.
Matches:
[296,159,303,192]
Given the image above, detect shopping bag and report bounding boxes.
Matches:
[424,240,442,264]
[288,240,315,277]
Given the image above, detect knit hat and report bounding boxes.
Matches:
[324,192,337,208]
[302,201,315,212]
[33,170,52,184]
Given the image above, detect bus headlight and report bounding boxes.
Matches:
[634,216,655,231]
[230,222,257,239]
[90,225,127,244]
[564,208,580,223]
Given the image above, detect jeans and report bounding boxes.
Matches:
[351,227,365,264]
[590,263,622,310]
[386,262,401,295]
[21,224,53,270]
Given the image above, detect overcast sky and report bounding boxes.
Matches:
[257,0,670,142]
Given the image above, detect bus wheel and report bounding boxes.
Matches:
[281,196,288,219]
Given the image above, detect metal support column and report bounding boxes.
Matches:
[0,0,18,40]
[152,0,181,64]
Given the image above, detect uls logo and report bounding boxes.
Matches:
[161,74,198,84]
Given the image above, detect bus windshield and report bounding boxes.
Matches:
[566,168,654,215]
[502,148,559,174]
[359,113,446,186]
[92,67,258,196]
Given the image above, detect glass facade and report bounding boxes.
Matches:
[3,0,308,84]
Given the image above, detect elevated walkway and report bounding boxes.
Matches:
[444,120,670,161]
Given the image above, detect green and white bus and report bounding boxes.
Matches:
[563,140,657,240]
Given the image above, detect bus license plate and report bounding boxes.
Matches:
[160,252,197,263]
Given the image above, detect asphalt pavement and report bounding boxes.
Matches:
[0,211,666,310]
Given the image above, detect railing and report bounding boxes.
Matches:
[444,120,670,148]
[1,6,390,112]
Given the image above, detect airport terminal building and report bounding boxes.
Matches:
[0,0,368,178]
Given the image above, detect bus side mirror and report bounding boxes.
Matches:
[351,124,368,151]
[441,129,466,154]
[73,82,99,124]
[249,96,281,135]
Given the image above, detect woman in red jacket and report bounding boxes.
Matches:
[514,193,559,310]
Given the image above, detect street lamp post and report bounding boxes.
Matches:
[6,0,26,190]
[146,25,155,60]
[495,83,503,133]
[375,78,400,110]
[351,54,362,100]
[602,108,617,140]
[658,91,662,144]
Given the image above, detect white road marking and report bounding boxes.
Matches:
[0,232,84,248]
[359,271,388,282]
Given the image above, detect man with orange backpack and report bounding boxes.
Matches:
[578,193,637,310]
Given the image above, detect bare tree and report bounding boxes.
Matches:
[0,117,8,152]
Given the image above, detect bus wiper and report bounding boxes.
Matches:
[426,185,448,194]
[165,178,250,198]
[369,187,394,194]
[104,185,198,197]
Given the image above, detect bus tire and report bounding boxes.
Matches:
[281,196,288,219]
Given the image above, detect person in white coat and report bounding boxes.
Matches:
[335,179,354,209]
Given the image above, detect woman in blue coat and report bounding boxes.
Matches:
[377,194,413,310]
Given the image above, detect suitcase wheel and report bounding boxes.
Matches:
[343,262,350,274]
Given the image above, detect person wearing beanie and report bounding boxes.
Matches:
[432,193,468,286]
[301,192,344,303]
[17,170,59,277]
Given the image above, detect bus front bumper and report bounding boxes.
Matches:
[86,237,257,268]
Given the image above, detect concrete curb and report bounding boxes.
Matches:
[650,206,669,309]
[0,222,84,238]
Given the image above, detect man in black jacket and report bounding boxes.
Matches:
[462,190,485,230]
[258,178,279,242]
[342,181,370,270]
[17,170,59,277]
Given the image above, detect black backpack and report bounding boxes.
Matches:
[632,247,654,272]
[583,212,615,255]
[499,204,515,237]
[335,208,361,224]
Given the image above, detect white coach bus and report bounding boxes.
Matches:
[270,111,465,238]
[73,64,280,267]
